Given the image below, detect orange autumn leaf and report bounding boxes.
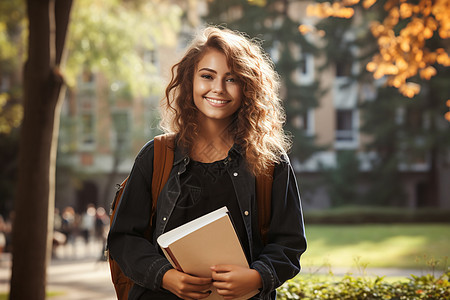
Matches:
[399,82,421,98]
[419,66,437,80]
[445,111,450,122]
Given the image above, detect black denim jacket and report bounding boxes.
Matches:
[108,139,307,300]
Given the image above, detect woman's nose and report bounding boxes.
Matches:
[212,80,225,94]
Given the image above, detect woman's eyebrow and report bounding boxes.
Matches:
[198,67,232,76]
[198,67,216,73]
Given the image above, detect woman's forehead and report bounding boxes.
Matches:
[195,48,233,72]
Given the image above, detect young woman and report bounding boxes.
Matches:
[108,26,307,300]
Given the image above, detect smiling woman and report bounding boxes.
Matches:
[107,26,307,300]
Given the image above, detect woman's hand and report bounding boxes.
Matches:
[162,269,212,300]
[211,265,262,300]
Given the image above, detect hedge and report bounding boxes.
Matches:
[304,207,450,224]
[277,271,450,299]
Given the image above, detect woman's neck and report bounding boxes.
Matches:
[190,118,235,163]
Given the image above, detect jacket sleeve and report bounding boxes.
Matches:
[251,156,307,298]
[107,141,173,291]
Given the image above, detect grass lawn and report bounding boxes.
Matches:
[301,223,449,271]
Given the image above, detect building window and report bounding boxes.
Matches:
[269,40,281,64]
[299,58,307,75]
[406,107,425,130]
[298,53,314,84]
[291,47,314,84]
[80,112,95,147]
[335,109,358,148]
[78,86,96,150]
[336,110,353,141]
[292,110,315,136]
[143,49,159,72]
[112,110,131,151]
[336,60,353,77]
[82,70,95,83]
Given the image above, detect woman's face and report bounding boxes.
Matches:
[192,48,242,126]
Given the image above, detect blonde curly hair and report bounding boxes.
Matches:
[160,26,291,175]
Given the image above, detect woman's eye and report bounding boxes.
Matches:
[201,74,213,79]
[226,78,236,82]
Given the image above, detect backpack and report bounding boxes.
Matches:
[108,134,274,300]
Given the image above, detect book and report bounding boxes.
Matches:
[157,206,258,300]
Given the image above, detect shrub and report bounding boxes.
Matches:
[277,271,450,299]
[304,207,450,224]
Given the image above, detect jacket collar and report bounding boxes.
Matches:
[172,136,243,166]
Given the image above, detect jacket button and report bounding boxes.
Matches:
[163,217,167,221]
[233,172,238,177]
[244,211,249,216]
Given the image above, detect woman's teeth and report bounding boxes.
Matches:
[205,97,228,104]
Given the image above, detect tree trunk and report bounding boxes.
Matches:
[10,0,73,299]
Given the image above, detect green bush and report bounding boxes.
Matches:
[277,271,450,299]
[304,206,450,224]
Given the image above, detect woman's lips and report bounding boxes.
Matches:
[204,97,230,106]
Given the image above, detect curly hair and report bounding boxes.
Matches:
[160,26,291,176]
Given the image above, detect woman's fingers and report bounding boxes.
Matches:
[162,269,212,299]
[210,265,262,299]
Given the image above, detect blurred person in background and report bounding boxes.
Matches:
[80,203,97,245]
[96,206,110,261]
[61,206,76,258]
[0,215,6,256]
[52,208,66,258]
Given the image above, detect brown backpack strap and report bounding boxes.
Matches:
[109,177,128,226]
[150,133,175,223]
[256,165,275,244]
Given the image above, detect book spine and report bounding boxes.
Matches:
[164,247,184,272]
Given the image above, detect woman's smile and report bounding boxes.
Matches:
[203,96,231,106]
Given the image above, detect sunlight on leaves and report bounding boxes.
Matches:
[298,24,326,37]
[0,23,17,61]
[306,2,354,19]
[305,0,449,102]
[0,93,23,134]
[248,0,267,7]
[446,100,450,122]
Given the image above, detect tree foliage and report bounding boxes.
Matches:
[0,93,22,134]
[66,0,182,97]
[323,150,362,207]
[306,0,450,100]
[0,0,25,134]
